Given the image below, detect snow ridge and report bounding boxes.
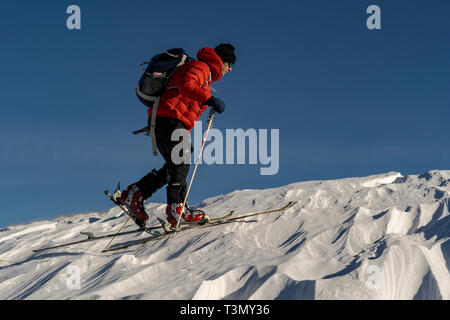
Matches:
[0,170,448,300]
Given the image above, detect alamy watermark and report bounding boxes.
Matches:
[365,265,382,290]
[366,5,381,30]
[171,122,280,176]
[65,4,381,31]
[66,265,81,290]
[66,5,81,30]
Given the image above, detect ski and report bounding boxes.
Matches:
[32,214,230,253]
[101,201,296,253]
[102,215,242,253]
[220,201,296,222]
[33,200,294,253]
[105,184,233,228]
[33,206,234,253]
[32,227,157,253]
[209,211,234,222]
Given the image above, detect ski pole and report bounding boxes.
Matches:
[103,217,130,251]
[175,108,216,230]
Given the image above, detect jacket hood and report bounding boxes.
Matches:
[197,47,223,82]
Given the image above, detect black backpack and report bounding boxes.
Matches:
[136,48,193,107]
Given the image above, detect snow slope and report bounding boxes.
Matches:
[0,170,448,300]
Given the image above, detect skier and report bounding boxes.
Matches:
[118,44,236,229]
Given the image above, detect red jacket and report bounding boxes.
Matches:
[147,47,223,130]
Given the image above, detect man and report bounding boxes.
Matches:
[119,44,236,229]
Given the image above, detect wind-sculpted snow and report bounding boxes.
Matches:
[0,170,448,299]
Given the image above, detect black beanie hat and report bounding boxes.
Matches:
[214,43,236,65]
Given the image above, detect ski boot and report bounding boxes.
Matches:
[113,183,149,229]
[162,203,209,232]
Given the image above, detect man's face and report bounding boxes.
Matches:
[221,62,232,76]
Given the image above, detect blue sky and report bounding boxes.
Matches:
[0,0,449,228]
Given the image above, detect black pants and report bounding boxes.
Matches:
[136,117,190,203]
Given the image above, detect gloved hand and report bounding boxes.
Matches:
[204,96,225,114]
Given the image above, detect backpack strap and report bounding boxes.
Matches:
[132,94,162,156]
[149,97,160,156]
